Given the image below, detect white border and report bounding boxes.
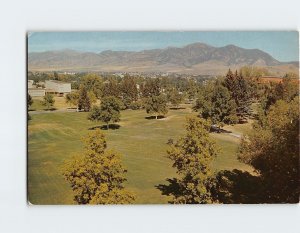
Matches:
[0,0,299,233]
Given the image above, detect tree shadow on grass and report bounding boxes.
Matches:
[169,107,186,110]
[43,107,57,111]
[145,115,166,120]
[156,169,265,204]
[210,126,232,134]
[155,178,182,204]
[212,169,264,204]
[88,124,121,130]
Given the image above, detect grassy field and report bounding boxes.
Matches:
[28,105,253,204]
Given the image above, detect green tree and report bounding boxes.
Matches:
[120,75,138,108]
[81,73,103,98]
[144,94,168,119]
[224,70,252,121]
[62,129,135,204]
[65,91,79,108]
[238,98,299,203]
[28,94,33,120]
[28,93,33,109]
[168,89,183,109]
[160,116,218,204]
[43,93,55,110]
[78,85,91,112]
[186,79,198,100]
[88,96,122,129]
[101,78,120,98]
[194,80,237,128]
[140,78,160,98]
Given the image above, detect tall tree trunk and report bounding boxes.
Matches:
[107,122,109,130]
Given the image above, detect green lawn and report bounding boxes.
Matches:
[28,106,253,204]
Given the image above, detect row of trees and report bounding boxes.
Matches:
[60,68,298,204]
[193,69,254,128]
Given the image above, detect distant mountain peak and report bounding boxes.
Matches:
[28,42,297,75]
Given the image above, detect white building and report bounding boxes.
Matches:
[28,88,46,97]
[45,80,71,95]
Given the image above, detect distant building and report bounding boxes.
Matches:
[28,88,46,97]
[45,80,71,96]
[28,80,34,89]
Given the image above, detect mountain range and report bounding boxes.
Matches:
[28,43,299,75]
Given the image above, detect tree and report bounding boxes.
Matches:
[120,75,138,108]
[194,80,237,128]
[238,98,299,203]
[78,85,91,112]
[144,94,168,119]
[28,94,33,120]
[186,79,198,100]
[159,116,218,204]
[43,93,55,110]
[140,78,160,98]
[260,74,298,112]
[81,73,103,98]
[168,89,183,109]
[101,78,120,98]
[88,96,122,129]
[65,91,79,108]
[28,93,33,109]
[224,70,252,121]
[62,129,135,204]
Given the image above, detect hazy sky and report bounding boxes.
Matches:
[28,31,299,62]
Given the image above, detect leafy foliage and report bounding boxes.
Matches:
[62,129,135,204]
[168,89,183,109]
[144,95,168,119]
[65,91,79,107]
[238,98,299,203]
[194,80,238,127]
[224,69,252,121]
[81,73,103,98]
[78,85,91,112]
[88,96,122,129]
[140,78,160,97]
[43,93,55,110]
[159,116,218,204]
[120,75,138,108]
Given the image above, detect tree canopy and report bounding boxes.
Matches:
[62,129,135,204]
[159,116,218,204]
[238,98,299,203]
[78,85,91,112]
[88,96,122,129]
[43,93,55,110]
[144,95,168,119]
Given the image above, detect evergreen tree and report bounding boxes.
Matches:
[224,70,252,121]
[62,129,135,204]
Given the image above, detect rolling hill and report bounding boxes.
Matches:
[28,43,299,75]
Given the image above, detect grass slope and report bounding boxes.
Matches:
[28,106,252,204]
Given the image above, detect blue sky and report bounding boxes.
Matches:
[28,31,299,62]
